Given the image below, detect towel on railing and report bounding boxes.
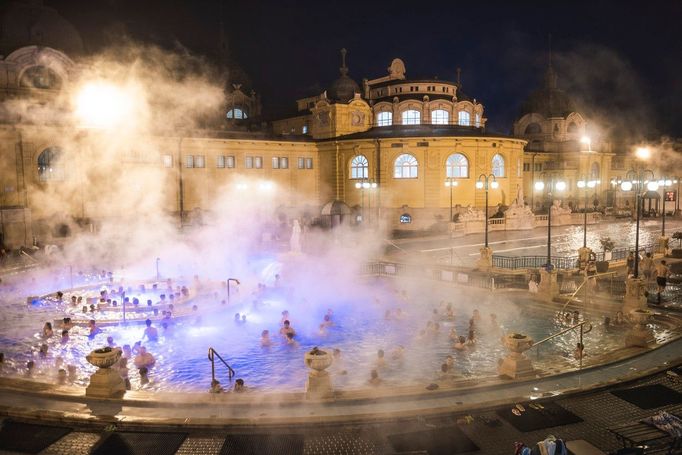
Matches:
[643,411,682,437]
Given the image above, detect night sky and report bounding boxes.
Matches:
[47,0,682,138]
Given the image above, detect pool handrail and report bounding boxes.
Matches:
[529,320,592,369]
[559,271,618,315]
[208,347,235,383]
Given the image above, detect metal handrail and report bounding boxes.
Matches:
[208,347,235,383]
[559,271,618,315]
[529,320,593,369]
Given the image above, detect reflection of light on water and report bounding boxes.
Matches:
[186,326,219,337]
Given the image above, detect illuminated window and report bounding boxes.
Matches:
[254,156,263,169]
[272,157,279,169]
[377,111,392,126]
[272,157,288,169]
[219,156,235,168]
[401,110,420,125]
[394,153,418,179]
[226,108,248,119]
[446,153,468,178]
[305,158,313,169]
[37,147,64,181]
[458,111,470,126]
[245,156,253,168]
[162,154,173,168]
[185,155,194,168]
[492,153,505,177]
[298,157,305,169]
[302,125,308,134]
[431,110,449,125]
[591,162,600,180]
[350,155,368,179]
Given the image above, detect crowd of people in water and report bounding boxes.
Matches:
[0,265,672,394]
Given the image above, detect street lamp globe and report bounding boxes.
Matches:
[577,180,586,188]
[621,181,633,191]
[587,180,597,188]
[635,147,651,161]
[370,182,378,189]
[555,181,567,191]
[475,181,484,189]
[647,181,659,191]
[355,182,362,189]
[490,181,499,189]
[362,182,370,189]
[534,181,545,191]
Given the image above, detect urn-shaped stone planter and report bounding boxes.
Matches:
[625,309,653,348]
[85,347,125,398]
[304,347,333,399]
[498,333,535,379]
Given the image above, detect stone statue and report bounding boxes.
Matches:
[459,205,484,222]
[290,219,302,253]
[550,200,571,216]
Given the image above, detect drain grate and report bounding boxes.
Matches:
[0,420,72,454]
[91,431,187,455]
[219,434,304,455]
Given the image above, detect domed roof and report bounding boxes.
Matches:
[0,1,83,56]
[327,48,360,103]
[518,66,576,118]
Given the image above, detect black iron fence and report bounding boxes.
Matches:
[492,243,657,271]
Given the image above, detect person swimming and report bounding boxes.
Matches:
[285,332,298,346]
[279,320,296,337]
[143,319,158,341]
[453,336,467,351]
[133,346,155,369]
[376,349,386,368]
[368,369,382,386]
[60,330,69,345]
[260,330,272,347]
[87,320,101,339]
[42,322,53,338]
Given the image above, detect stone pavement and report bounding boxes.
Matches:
[1,368,682,454]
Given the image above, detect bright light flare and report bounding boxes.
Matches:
[444,180,458,187]
[647,181,659,191]
[75,81,136,129]
[475,181,484,189]
[534,181,545,191]
[580,136,591,144]
[635,147,651,161]
[490,181,499,189]
[621,181,633,191]
[577,180,586,188]
[555,181,567,191]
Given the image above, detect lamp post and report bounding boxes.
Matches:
[155,257,160,280]
[577,177,600,248]
[226,278,240,305]
[580,136,593,153]
[355,180,378,225]
[444,177,458,226]
[658,177,674,236]
[534,174,566,268]
[475,174,499,248]
[619,163,656,278]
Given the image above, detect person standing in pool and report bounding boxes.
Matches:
[655,260,670,303]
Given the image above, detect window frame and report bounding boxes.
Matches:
[162,154,173,168]
[491,153,505,177]
[458,111,471,126]
[376,111,392,127]
[350,155,369,179]
[431,109,449,125]
[394,153,419,179]
[185,155,194,168]
[401,109,421,125]
[445,153,469,178]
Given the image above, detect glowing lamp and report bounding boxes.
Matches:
[621,181,633,191]
[370,182,378,188]
[490,181,499,189]
[534,181,545,191]
[475,181,484,189]
[587,181,597,188]
[635,147,651,161]
[647,181,659,191]
[355,182,361,189]
[75,81,134,129]
[362,182,370,189]
[555,181,567,191]
[577,180,586,188]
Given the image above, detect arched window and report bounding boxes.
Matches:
[431,109,449,125]
[376,111,392,126]
[446,153,468,178]
[226,108,248,119]
[394,154,418,178]
[590,162,600,180]
[458,111,470,126]
[525,123,542,134]
[37,147,64,181]
[20,66,62,90]
[401,110,420,125]
[350,155,369,179]
[491,153,505,177]
[567,122,578,133]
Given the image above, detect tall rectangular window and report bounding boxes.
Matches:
[217,155,225,168]
[298,157,305,169]
[162,154,173,168]
[302,125,308,134]
[272,157,279,169]
[255,156,263,169]
[245,156,253,169]
[225,156,235,168]
[280,157,288,169]
[194,155,205,168]
[305,158,313,169]
[185,155,194,168]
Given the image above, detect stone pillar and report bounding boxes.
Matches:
[657,236,669,255]
[538,268,559,300]
[498,333,535,379]
[625,309,653,348]
[85,347,125,398]
[623,277,647,313]
[477,246,493,272]
[304,348,333,399]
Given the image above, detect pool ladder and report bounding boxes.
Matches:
[208,347,235,384]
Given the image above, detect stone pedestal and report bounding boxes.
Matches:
[85,347,125,398]
[657,236,669,255]
[476,247,493,272]
[538,268,559,300]
[498,333,535,379]
[625,309,653,348]
[623,277,647,313]
[304,348,333,399]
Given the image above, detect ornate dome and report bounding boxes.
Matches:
[0,1,83,56]
[518,66,576,118]
[327,48,360,103]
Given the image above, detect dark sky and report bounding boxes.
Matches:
[47,0,682,138]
